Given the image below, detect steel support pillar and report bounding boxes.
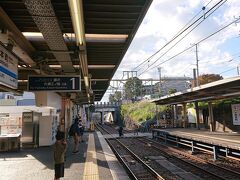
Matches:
[195,101,200,129]
[213,146,218,160]
[208,101,214,132]
[183,103,187,128]
[101,111,104,125]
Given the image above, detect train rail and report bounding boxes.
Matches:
[107,138,163,180]
[137,137,240,180]
[96,123,164,179]
[96,124,240,179]
[95,123,132,134]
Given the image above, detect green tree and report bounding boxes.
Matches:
[198,74,223,85]
[168,88,177,95]
[109,91,122,103]
[109,94,115,103]
[124,77,142,100]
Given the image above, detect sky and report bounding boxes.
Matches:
[101,0,240,102]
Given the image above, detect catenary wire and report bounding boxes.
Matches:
[139,15,240,76]
[138,0,227,75]
[133,0,224,71]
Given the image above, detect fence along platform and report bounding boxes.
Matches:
[152,128,240,161]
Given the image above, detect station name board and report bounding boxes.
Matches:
[231,104,240,125]
[28,75,81,92]
[0,42,18,89]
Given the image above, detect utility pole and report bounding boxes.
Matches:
[237,66,239,76]
[193,68,197,88]
[158,67,161,96]
[195,44,199,86]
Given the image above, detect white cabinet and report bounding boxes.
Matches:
[39,116,59,146]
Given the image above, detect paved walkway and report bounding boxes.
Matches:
[0,132,129,180]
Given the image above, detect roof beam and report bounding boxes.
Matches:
[0,7,35,55]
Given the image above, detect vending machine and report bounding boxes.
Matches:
[22,111,41,148]
[39,115,59,146]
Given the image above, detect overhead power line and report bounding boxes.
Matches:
[138,0,227,75]
[139,15,240,76]
[133,0,225,72]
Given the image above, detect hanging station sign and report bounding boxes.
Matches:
[0,42,18,89]
[231,104,240,125]
[28,75,81,92]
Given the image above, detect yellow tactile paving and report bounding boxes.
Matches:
[83,134,99,180]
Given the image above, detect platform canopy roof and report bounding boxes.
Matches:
[0,0,152,103]
[153,76,240,105]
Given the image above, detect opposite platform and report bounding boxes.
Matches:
[152,128,240,150]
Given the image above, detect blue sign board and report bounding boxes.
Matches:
[0,42,18,89]
[28,75,81,92]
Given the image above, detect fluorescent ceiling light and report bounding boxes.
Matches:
[74,65,115,69]
[48,64,115,69]
[88,65,115,69]
[18,80,28,82]
[23,32,128,43]
[68,0,84,46]
[49,65,61,68]
[84,76,89,88]
[86,34,128,43]
[73,65,79,68]
[22,32,42,37]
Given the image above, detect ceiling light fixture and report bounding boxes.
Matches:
[88,65,115,69]
[23,32,128,43]
[68,0,85,46]
[49,65,61,68]
[68,0,90,99]
[84,76,89,88]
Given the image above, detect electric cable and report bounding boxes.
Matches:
[133,0,224,72]
[139,15,240,76]
[138,0,227,75]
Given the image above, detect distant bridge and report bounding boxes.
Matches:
[93,102,121,124]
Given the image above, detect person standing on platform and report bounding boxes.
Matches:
[133,124,139,135]
[53,131,67,180]
[118,126,123,137]
[71,117,80,153]
[78,118,84,143]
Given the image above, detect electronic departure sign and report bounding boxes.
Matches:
[28,75,81,92]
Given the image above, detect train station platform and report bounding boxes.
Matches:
[0,131,130,180]
[102,132,152,139]
[152,128,240,160]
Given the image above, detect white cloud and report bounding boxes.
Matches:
[105,0,240,101]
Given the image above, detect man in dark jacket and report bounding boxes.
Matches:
[53,131,67,180]
[72,118,80,153]
[118,126,123,137]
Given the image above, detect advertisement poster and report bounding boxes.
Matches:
[187,108,203,123]
[231,104,240,125]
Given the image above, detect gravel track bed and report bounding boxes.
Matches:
[139,137,240,180]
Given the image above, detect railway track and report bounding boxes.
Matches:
[96,123,164,179]
[96,124,240,179]
[136,137,240,180]
[107,138,163,180]
[95,123,109,134]
[95,123,132,134]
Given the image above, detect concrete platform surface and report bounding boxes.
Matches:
[153,128,240,150]
[0,132,129,180]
